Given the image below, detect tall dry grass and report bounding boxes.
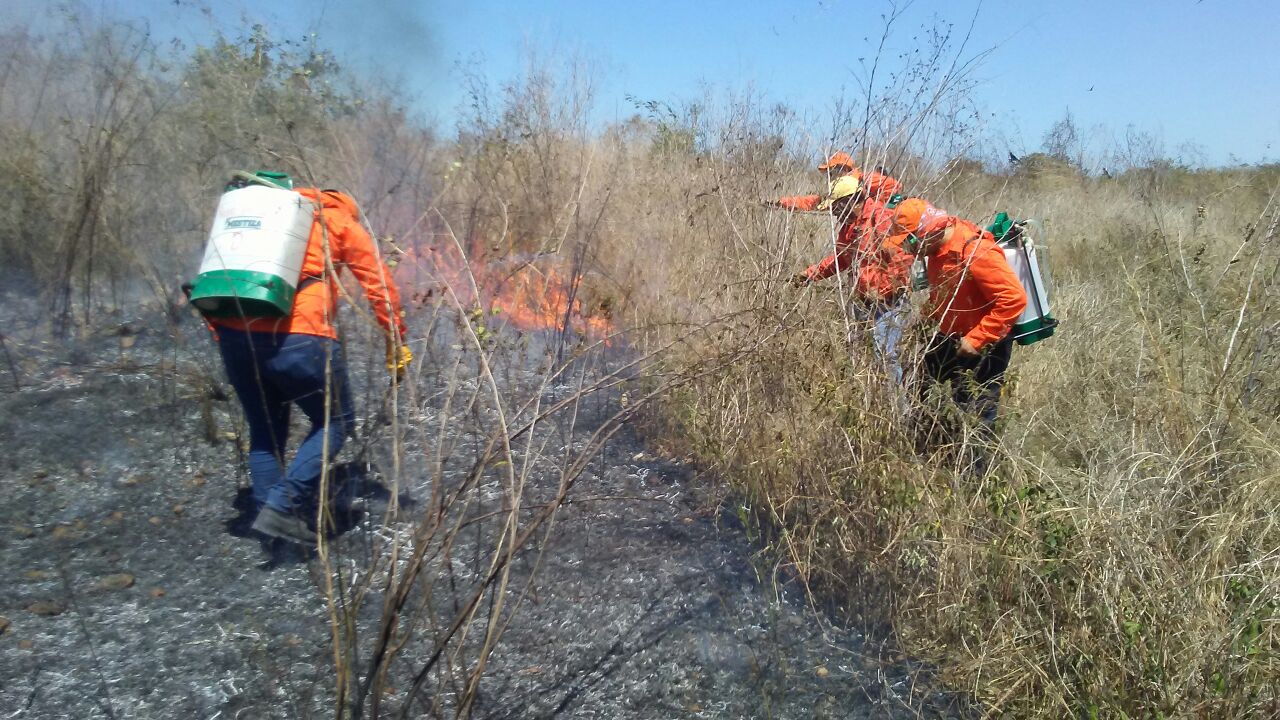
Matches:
[581,82,1280,720]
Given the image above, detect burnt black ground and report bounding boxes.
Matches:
[0,297,970,719]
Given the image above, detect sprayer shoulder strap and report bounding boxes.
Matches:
[296,274,327,292]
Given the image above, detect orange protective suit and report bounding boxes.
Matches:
[801,171,911,300]
[212,188,407,340]
[775,193,825,212]
[921,218,1027,350]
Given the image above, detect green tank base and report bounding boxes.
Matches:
[1012,314,1058,346]
[188,269,296,318]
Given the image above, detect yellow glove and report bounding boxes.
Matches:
[385,342,413,379]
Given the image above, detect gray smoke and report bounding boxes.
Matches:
[0,1,443,106]
[297,0,442,102]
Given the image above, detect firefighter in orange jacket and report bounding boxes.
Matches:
[885,199,1027,437]
[794,169,909,287]
[766,151,861,212]
[210,180,410,544]
[790,171,914,382]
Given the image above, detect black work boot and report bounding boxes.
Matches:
[251,507,317,544]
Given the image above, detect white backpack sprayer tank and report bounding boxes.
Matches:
[988,212,1058,345]
[187,171,315,318]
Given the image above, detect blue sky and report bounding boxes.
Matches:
[10,0,1278,166]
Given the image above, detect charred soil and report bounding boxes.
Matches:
[0,299,967,719]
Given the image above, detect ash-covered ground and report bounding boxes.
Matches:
[0,294,970,719]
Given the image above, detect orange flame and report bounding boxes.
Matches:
[486,264,613,339]
[395,243,613,343]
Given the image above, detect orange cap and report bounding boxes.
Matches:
[817,151,858,173]
[885,198,949,249]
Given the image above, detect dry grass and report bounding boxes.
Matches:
[587,102,1280,718]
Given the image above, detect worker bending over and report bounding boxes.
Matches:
[208,182,411,545]
[786,171,914,382]
[885,199,1027,466]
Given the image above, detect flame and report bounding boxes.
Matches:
[485,264,614,339]
[394,243,613,343]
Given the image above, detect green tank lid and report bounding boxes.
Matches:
[254,171,293,189]
[988,211,1014,241]
[224,170,294,191]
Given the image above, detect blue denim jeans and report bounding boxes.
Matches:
[217,329,355,515]
[853,299,907,385]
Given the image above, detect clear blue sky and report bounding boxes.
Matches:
[10,0,1279,166]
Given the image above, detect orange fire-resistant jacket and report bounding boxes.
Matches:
[776,193,823,212]
[862,171,901,203]
[923,218,1027,349]
[802,172,911,299]
[803,197,912,299]
[212,188,407,341]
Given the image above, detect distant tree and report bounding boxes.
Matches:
[1012,152,1079,184]
[1042,110,1081,167]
